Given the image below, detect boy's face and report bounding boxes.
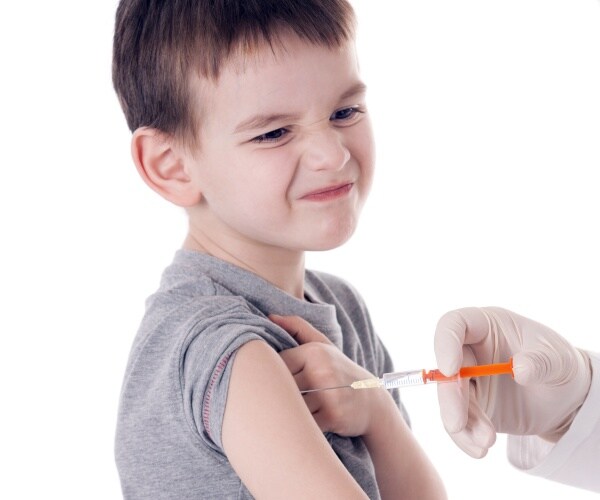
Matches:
[185,33,375,256]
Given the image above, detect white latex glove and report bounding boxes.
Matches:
[434,307,591,458]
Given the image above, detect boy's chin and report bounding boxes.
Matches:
[302,226,358,252]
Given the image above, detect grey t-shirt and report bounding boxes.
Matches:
[115,250,408,499]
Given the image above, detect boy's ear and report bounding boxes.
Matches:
[131,127,201,207]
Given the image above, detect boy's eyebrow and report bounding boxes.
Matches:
[234,112,301,134]
[339,81,367,102]
[234,81,368,134]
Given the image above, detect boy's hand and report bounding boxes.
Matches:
[270,314,392,438]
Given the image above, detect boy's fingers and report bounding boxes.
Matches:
[279,347,307,382]
[278,349,309,380]
[269,314,332,345]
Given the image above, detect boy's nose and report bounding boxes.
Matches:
[301,128,350,172]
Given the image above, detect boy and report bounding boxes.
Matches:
[113,1,446,498]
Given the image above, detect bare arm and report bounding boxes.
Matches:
[271,314,447,500]
[362,390,447,500]
[222,340,368,499]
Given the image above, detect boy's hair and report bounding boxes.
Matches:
[112,0,356,148]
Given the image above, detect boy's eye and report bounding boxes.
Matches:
[330,106,364,122]
[252,128,289,143]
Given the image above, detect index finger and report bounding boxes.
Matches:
[434,307,490,375]
[269,314,333,346]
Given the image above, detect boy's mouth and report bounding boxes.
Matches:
[301,182,354,201]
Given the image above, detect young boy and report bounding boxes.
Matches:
[113,1,446,498]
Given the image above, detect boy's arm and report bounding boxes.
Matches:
[362,390,447,500]
[271,315,447,500]
[222,339,368,500]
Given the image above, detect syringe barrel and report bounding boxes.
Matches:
[382,369,426,389]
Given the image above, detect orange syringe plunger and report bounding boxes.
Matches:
[423,358,514,384]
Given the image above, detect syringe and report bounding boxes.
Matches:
[300,359,513,394]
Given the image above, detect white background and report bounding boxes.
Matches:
[1,1,598,498]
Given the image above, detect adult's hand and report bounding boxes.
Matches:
[434,307,591,458]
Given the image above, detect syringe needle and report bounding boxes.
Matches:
[300,384,352,394]
[299,378,383,394]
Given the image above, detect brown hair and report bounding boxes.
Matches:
[112,0,356,148]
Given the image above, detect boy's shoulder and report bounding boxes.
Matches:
[142,250,269,329]
[152,250,269,308]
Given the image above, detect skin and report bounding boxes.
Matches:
[180,32,373,298]
[273,314,447,500]
[131,32,446,499]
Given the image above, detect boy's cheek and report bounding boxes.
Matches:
[349,123,376,166]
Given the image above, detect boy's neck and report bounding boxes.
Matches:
[183,232,306,299]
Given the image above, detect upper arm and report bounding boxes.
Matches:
[222,340,367,500]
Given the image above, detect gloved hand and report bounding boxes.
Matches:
[434,307,591,458]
